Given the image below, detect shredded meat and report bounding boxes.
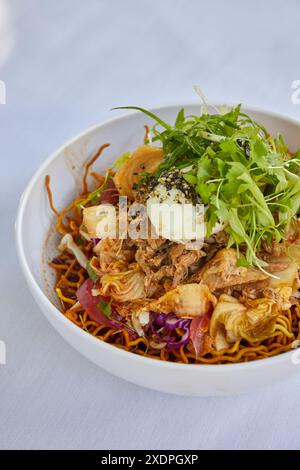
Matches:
[193,248,267,292]
[135,239,205,296]
[219,279,269,300]
[207,230,229,246]
[147,238,167,250]
[170,245,204,287]
[94,238,136,272]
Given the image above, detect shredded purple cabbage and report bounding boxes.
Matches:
[151,312,191,351]
[110,307,137,339]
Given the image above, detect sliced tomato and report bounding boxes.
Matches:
[190,313,211,359]
[100,179,119,205]
[76,278,111,326]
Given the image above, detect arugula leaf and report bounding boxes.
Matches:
[97,300,112,319]
[86,261,98,282]
[175,107,185,127]
[196,182,216,204]
[183,174,198,185]
[197,155,211,180]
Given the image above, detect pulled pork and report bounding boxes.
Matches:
[135,239,205,296]
[193,248,267,292]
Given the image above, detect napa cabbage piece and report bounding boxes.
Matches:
[267,250,300,291]
[130,310,150,336]
[260,246,300,309]
[82,203,116,239]
[58,233,88,268]
[210,294,278,350]
[113,145,164,199]
[96,269,146,303]
[150,283,217,317]
[79,225,92,242]
[269,260,298,287]
[269,260,299,309]
[263,286,294,311]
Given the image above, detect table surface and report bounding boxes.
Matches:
[1,0,300,450]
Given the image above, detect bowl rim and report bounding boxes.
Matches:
[15,101,300,372]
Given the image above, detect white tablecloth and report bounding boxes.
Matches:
[1,0,300,450]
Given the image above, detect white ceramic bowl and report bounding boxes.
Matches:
[16,103,300,396]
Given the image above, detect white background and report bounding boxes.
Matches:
[1,0,300,450]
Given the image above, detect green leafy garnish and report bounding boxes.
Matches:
[97,299,112,319]
[113,151,131,168]
[112,106,171,130]
[113,102,300,271]
[86,261,98,282]
[78,172,109,208]
[236,257,251,267]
